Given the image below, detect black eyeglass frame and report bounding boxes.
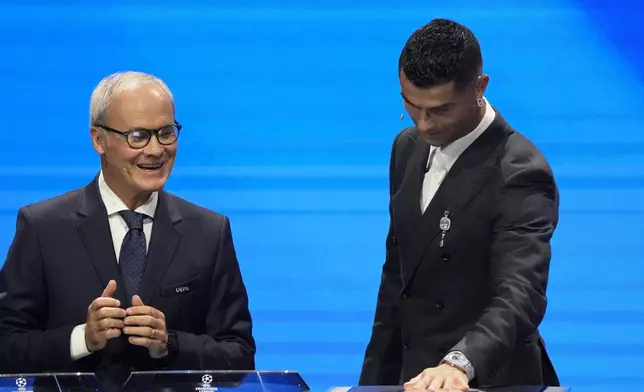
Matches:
[94,121,182,149]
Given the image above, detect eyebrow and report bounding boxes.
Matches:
[401,93,453,111]
[128,123,176,131]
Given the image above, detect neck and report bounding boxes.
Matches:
[102,165,151,210]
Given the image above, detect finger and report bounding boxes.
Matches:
[451,377,469,391]
[428,375,444,391]
[124,315,159,328]
[90,297,121,312]
[405,374,422,385]
[442,369,468,390]
[95,307,127,320]
[128,336,154,348]
[102,280,118,297]
[403,378,421,390]
[125,305,157,316]
[123,326,155,337]
[443,374,458,389]
[409,374,433,391]
[101,327,122,340]
[132,295,144,307]
[98,317,125,330]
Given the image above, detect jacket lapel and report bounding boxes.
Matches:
[401,115,512,287]
[76,177,127,302]
[390,137,430,283]
[138,190,182,305]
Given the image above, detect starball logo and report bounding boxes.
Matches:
[14,377,32,392]
[194,374,218,392]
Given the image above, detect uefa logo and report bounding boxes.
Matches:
[15,378,27,391]
[201,374,213,386]
[194,373,217,392]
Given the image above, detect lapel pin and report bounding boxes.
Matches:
[439,210,451,248]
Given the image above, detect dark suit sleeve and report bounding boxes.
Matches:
[451,162,559,380]
[167,216,255,370]
[359,133,405,385]
[0,207,77,372]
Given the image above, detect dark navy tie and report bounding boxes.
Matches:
[118,210,148,298]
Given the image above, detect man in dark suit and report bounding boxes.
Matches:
[359,19,560,390]
[0,71,255,389]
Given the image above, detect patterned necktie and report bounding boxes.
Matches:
[118,210,148,298]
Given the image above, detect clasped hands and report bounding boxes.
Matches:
[84,280,168,358]
[403,363,469,391]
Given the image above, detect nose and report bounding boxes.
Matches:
[143,135,164,157]
[416,112,433,134]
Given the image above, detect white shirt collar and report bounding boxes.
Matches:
[429,97,496,167]
[97,171,158,218]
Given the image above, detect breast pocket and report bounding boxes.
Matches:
[159,275,202,298]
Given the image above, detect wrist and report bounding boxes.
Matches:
[164,330,178,360]
[439,361,466,375]
[441,351,475,381]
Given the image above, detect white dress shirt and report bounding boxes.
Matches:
[70,171,158,360]
[421,97,496,213]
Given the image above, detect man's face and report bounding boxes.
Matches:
[91,85,177,197]
[400,71,488,147]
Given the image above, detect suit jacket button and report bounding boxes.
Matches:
[441,253,450,262]
[392,236,398,245]
[435,300,444,309]
[401,292,409,299]
[403,340,411,349]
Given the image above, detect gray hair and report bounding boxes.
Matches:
[89,71,174,127]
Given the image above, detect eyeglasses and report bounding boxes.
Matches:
[94,122,182,149]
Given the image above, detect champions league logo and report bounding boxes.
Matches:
[15,378,26,390]
[14,378,31,392]
[194,374,217,392]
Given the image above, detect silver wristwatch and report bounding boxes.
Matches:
[441,351,475,381]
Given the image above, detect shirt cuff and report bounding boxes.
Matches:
[70,324,92,360]
[442,351,476,381]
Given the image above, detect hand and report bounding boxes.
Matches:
[123,295,168,358]
[404,364,469,391]
[85,280,126,352]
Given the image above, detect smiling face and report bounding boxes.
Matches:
[90,84,177,208]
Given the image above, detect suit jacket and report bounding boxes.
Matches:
[359,112,560,388]
[0,176,255,389]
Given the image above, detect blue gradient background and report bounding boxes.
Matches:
[1,1,643,391]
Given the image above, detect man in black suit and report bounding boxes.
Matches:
[359,19,560,390]
[0,71,255,388]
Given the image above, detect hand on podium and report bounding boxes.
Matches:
[84,280,126,352]
[404,363,469,391]
[124,295,169,358]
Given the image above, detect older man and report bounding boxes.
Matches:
[0,71,256,388]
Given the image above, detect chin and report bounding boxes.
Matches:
[141,177,168,191]
[131,172,169,192]
[420,133,444,147]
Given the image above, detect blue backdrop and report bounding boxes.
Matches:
[1,0,643,391]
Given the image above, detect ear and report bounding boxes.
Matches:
[476,74,490,98]
[90,126,106,155]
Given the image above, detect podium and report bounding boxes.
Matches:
[122,371,308,392]
[0,373,101,392]
[0,371,309,392]
[0,372,569,392]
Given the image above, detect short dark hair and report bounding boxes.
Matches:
[399,19,482,90]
